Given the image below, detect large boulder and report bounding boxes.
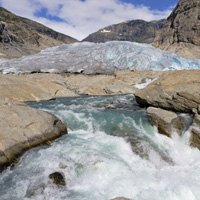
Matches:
[135,70,200,113]
[153,0,200,58]
[0,97,67,171]
[146,107,184,137]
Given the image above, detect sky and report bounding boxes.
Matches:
[0,0,179,40]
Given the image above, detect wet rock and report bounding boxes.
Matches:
[111,197,132,200]
[49,172,66,186]
[146,107,184,137]
[0,97,67,171]
[190,114,200,149]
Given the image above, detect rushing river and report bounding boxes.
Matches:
[0,95,200,200]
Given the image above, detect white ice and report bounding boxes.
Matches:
[0,41,200,74]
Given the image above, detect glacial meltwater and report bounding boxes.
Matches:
[0,95,200,200]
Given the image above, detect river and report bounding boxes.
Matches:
[0,95,199,200]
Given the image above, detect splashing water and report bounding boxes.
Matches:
[0,95,200,200]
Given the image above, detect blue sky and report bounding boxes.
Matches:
[123,0,178,10]
[0,0,178,40]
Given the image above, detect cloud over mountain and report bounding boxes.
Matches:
[0,0,173,40]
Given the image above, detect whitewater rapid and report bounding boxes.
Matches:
[0,95,200,200]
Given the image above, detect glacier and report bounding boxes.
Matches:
[0,41,200,74]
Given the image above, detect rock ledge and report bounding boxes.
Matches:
[0,97,67,171]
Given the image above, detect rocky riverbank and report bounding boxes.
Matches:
[0,70,162,102]
[1,69,200,171]
[0,70,162,171]
[135,70,200,149]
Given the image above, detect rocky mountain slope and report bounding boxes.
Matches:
[153,0,200,58]
[82,19,166,43]
[0,7,78,58]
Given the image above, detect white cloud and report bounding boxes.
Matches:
[0,0,173,40]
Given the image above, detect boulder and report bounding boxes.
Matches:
[146,107,184,137]
[110,197,132,200]
[135,70,200,113]
[49,172,66,186]
[0,97,67,171]
[190,114,200,149]
[153,0,200,58]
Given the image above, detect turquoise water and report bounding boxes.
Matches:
[0,95,200,200]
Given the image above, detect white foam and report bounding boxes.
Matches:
[134,78,157,89]
[1,95,200,200]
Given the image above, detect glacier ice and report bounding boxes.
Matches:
[0,41,200,74]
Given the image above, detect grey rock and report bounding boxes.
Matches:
[0,97,67,171]
[146,107,184,137]
[135,70,200,113]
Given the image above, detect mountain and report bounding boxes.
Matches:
[0,7,78,58]
[153,0,200,59]
[82,19,166,43]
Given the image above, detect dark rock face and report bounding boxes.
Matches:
[0,22,5,34]
[153,0,200,58]
[83,19,166,43]
[49,172,66,186]
[0,7,78,58]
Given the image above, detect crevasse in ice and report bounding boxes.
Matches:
[0,41,200,74]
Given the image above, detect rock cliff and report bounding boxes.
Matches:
[83,19,165,43]
[153,0,200,58]
[0,7,78,58]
